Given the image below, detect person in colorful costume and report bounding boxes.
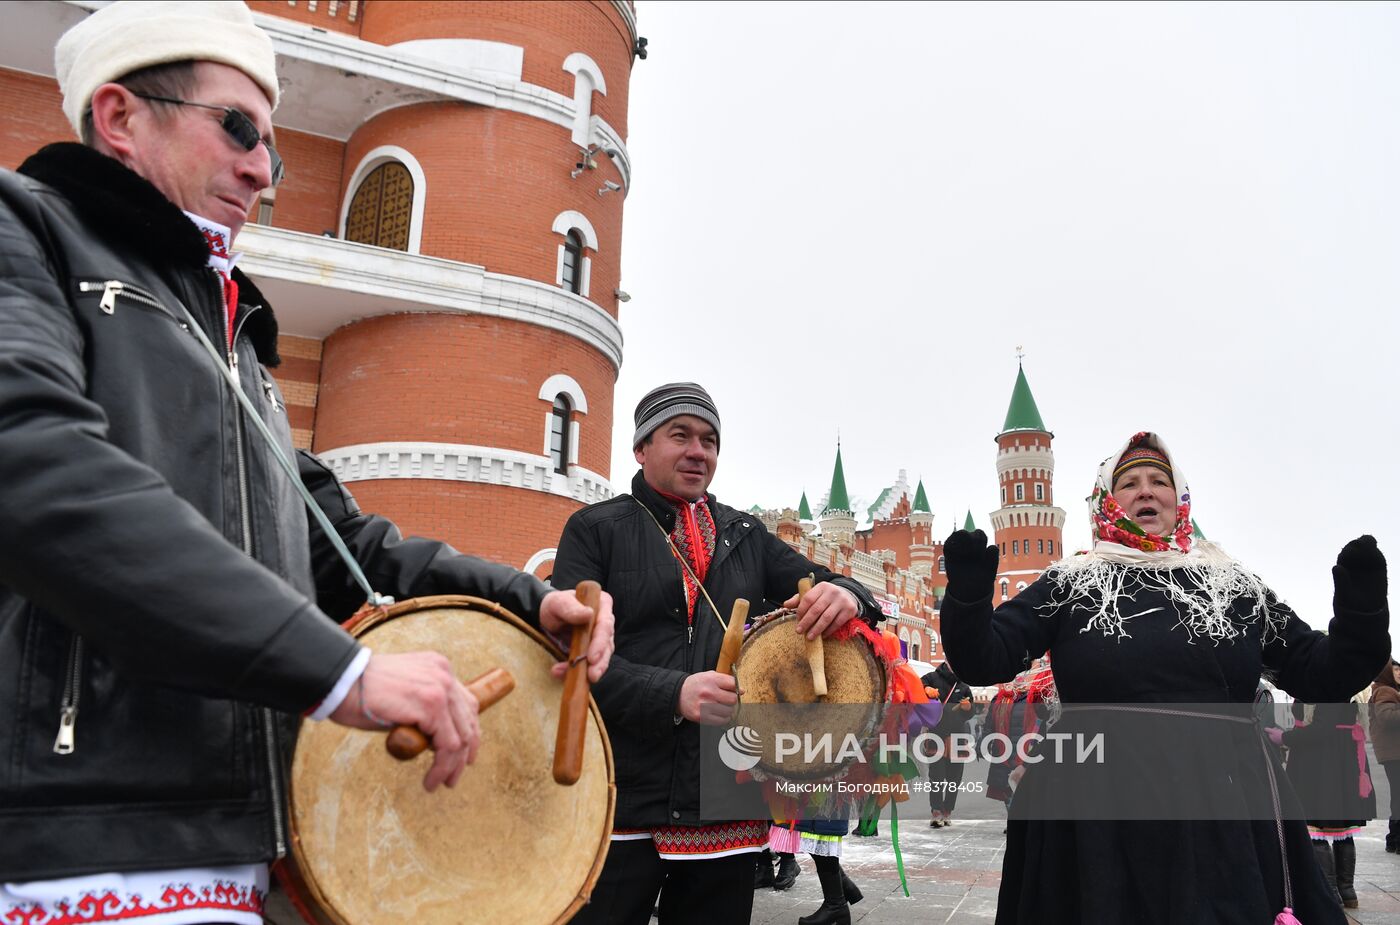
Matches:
[0,3,615,922]
[553,382,880,925]
[983,662,1055,809]
[941,431,1388,924]
[1280,701,1376,908]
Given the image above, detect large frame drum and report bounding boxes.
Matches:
[280,595,614,925]
[734,608,888,781]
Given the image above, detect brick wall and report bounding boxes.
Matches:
[313,312,615,476]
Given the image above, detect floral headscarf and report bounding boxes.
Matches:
[1089,431,1193,554]
[1043,431,1284,643]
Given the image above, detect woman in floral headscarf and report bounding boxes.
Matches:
[940,431,1389,925]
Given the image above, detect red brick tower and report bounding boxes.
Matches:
[0,1,640,581]
[990,362,1065,602]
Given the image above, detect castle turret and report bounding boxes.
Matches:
[990,362,1066,603]
[908,479,935,578]
[819,443,856,548]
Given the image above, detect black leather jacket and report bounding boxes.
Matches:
[552,471,880,828]
[0,144,549,878]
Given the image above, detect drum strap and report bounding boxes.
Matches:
[633,498,729,636]
[175,296,393,607]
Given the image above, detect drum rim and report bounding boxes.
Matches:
[278,594,616,925]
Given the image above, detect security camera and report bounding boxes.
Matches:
[597,180,622,196]
[603,148,621,159]
[635,37,648,60]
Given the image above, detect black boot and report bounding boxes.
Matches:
[1313,839,1342,905]
[797,855,850,925]
[1334,837,1359,909]
[840,868,863,905]
[774,852,800,891]
[1389,819,1400,853]
[754,848,776,889]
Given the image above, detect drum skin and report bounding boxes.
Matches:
[283,596,614,925]
[734,609,888,781]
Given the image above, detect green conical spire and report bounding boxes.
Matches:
[1000,363,1047,435]
[798,491,813,521]
[912,480,931,513]
[749,504,764,514]
[964,510,976,531]
[1191,517,1207,540]
[823,443,851,514]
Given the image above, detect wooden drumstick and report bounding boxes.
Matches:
[386,666,517,761]
[715,598,749,675]
[553,580,600,785]
[799,576,827,697]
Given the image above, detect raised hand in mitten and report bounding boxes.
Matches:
[943,529,1000,602]
[1333,535,1388,614]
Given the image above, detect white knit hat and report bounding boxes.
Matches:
[55,0,280,138]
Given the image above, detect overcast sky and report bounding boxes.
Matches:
[610,1,1400,635]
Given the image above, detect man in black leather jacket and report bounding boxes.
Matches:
[554,382,879,925]
[0,0,613,904]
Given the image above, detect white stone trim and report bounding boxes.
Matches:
[317,442,614,504]
[580,256,591,299]
[562,53,607,147]
[524,547,558,577]
[389,38,524,82]
[236,225,624,369]
[552,211,599,249]
[338,145,427,254]
[538,374,589,413]
[609,0,640,45]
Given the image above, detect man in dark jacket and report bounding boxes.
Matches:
[922,662,974,827]
[0,2,613,918]
[553,381,880,925]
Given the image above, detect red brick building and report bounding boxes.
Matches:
[1,0,639,578]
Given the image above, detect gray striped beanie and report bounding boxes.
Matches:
[632,382,721,449]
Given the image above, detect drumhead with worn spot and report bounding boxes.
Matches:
[285,596,614,925]
[734,609,887,781]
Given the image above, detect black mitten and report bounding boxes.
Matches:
[943,529,1000,603]
[1333,535,1388,614]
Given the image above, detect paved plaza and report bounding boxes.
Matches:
[753,810,1400,925]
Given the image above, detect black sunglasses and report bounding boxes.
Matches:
[133,93,284,186]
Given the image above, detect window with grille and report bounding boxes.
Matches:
[938,555,945,573]
[345,161,414,251]
[561,230,584,294]
[1035,483,1044,501]
[1015,483,1024,502]
[549,394,572,474]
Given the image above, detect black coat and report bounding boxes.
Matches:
[0,144,549,878]
[552,471,880,828]
[942,564,1388,925]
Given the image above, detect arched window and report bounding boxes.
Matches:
[345,161,414,251]
[937,555,945,573]
[549,394,573,473]
[561,230,584,295]
[1000,579,1010,601]
[910,639,921,661]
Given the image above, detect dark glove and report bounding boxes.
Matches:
[944,529,999,602]
[1333,535,1387,614]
